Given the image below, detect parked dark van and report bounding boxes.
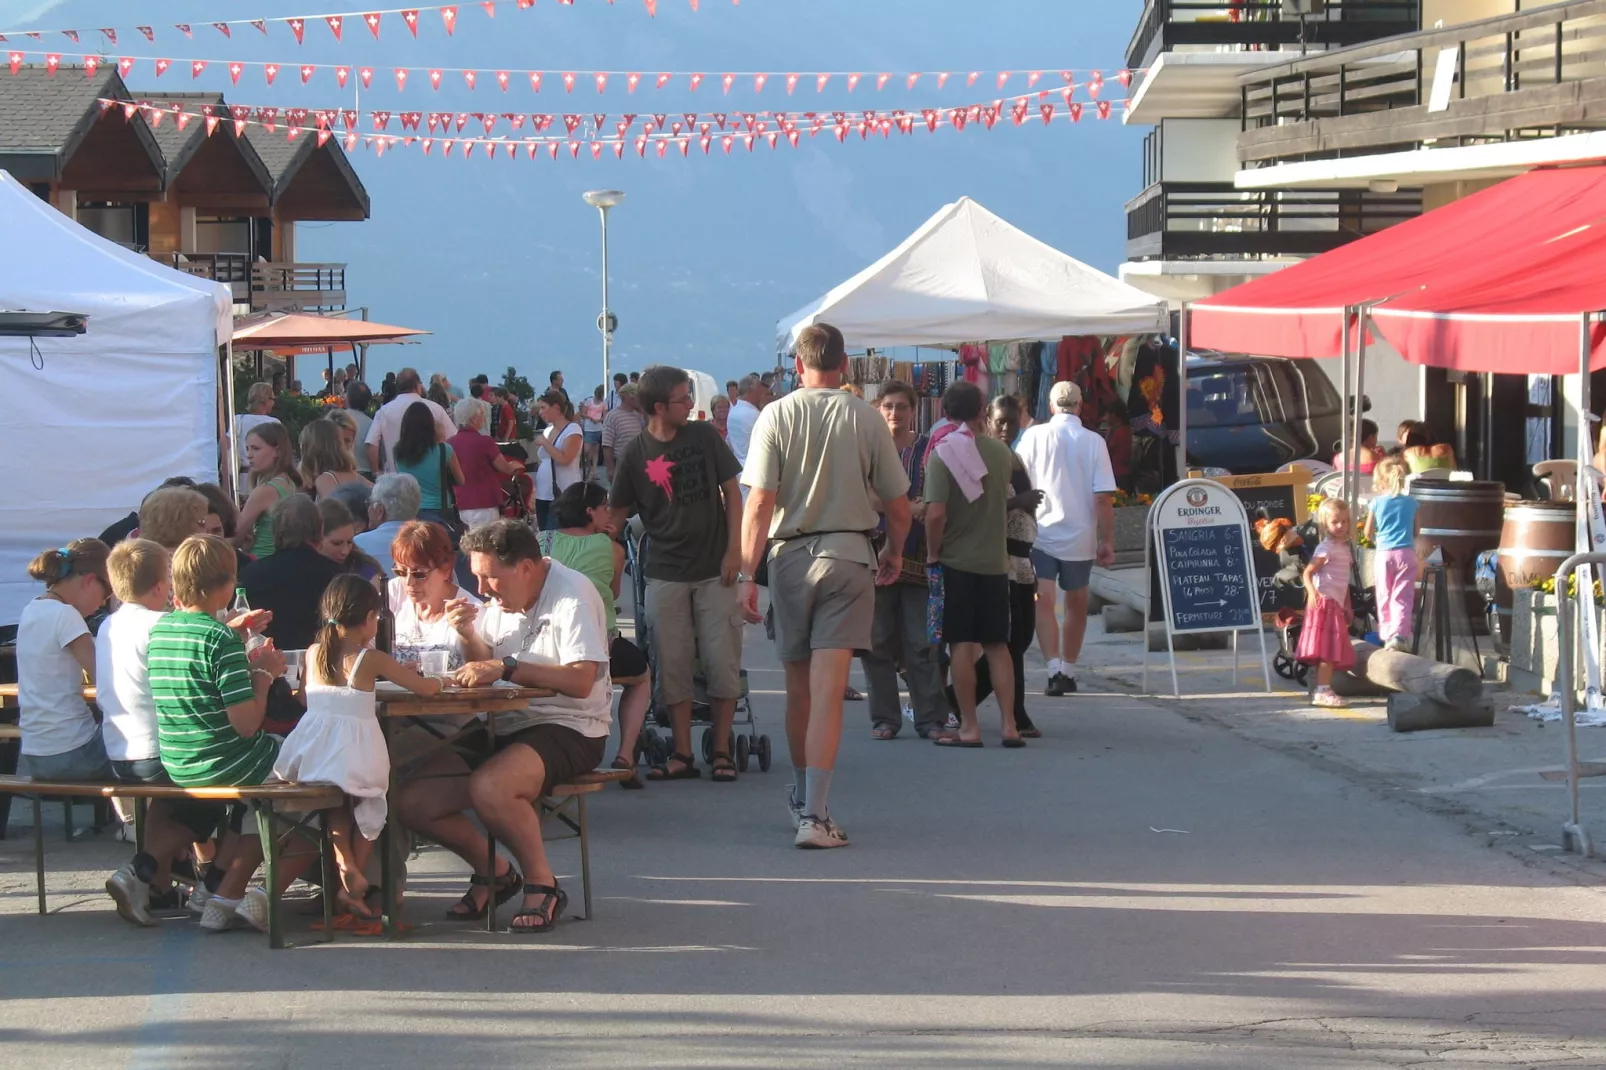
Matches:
[1186,353,1345,474]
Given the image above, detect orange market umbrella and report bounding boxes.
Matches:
[231,311,429,349]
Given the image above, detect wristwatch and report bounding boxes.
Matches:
[500,655,520,682]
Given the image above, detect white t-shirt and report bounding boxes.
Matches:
[1014,413,1117,562]
[473,559,611,738]
[726,399,761,464]
[533,422,584,501]
[235,414,280,470]
[16,597,96,757]
[387,578,481,671]
[94,603,164,762]
[364,394,456,473]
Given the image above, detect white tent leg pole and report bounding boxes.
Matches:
[1340,311,1352,501]
[1352,308,1369,520]
[1177,304,1190,481]
[222,342,238,502]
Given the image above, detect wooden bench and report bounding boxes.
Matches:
[0,775,344,949]
[539,768,632,921]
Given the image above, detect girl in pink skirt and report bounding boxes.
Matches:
[1298,498,1357,707]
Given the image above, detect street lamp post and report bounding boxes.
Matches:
[582,189,625,401]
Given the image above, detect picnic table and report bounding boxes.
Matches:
[374,682,554,936]
[0,682,96,708]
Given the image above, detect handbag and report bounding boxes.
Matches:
[437,445,467,541]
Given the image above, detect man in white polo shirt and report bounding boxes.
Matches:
[1014,380,1116,697]
[365,367,455,474]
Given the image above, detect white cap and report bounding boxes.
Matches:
[1050,380,1082,412]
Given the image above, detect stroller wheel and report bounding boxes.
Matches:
[1294,661,1310,686]
[735,733,750,773]
[756,734,772,773]
[1273,653,1295,681]
[700,727,715,765]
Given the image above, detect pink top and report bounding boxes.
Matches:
[448,429,507,510]
[1309,538,1353,602]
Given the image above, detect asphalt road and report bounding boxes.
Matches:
[3,615,1605,1068]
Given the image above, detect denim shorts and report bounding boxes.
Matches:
[17,733,113,781]
[1030,551,1093,592]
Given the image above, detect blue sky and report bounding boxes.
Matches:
[2,0,1146,392]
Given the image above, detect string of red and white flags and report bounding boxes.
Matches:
[9,50,1133,99]
[101,94,1124,160]
[1,0,732,42]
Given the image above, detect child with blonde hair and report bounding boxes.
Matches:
[273,574,443,917]
[1365,457,1420,652]
[1298,498,1357,707]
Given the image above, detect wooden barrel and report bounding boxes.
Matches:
[1493,500,1575,643]
[1411,480,1506,632]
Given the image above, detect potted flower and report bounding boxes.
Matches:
[1111,489,1152,555]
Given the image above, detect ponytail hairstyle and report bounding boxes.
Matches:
[1373,455,1409,496]
[28,537,110,590]
[313,573,383,689]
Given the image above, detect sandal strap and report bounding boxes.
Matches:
[522,882,561,897]
[468,873,492,887]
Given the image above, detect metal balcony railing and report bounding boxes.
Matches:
[1239,0,1606,164]
[1125,181,1421,259]
[1127,0,1419,72]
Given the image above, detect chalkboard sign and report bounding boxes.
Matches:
[1148,469,1309,620]
[1150,480,1259,634]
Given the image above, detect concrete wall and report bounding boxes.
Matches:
[1422,0,1516,28]
[1160,119,1241,183]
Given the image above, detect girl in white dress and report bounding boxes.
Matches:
[274,575,442,916]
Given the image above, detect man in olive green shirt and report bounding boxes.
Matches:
[924,380,1022,749]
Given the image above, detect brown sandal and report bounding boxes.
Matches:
[446,865,522,920]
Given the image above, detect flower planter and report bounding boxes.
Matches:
[1113,504,1152,555]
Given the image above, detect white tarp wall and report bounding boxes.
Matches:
[0,170,231,626]
[777,197,1169,352]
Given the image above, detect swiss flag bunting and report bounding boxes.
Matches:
[287,18,305,44]
[403,10,420,36]
[365,13,382,39]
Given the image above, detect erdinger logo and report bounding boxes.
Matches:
[1185,487,1209,508]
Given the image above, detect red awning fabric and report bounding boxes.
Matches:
[1191,166,1606,364]
[1369,216,1606,375]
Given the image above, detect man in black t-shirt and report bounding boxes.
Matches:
[610,365,745,783]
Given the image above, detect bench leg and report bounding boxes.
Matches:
[62,799,73,843]
[319,819,334,943]
[33,795,45,915]
[255,805,283,951]
[133,797,147,855]
[577,794,592,922]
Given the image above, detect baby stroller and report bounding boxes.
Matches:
[495,442,534,522]
[626,527,772,773]
[1270,546,1378,687]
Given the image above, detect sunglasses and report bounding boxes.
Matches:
[394,567,445,580]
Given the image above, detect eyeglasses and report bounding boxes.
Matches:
[667,393,694,407]
[394,567,443,580]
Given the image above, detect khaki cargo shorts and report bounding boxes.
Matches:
[645,574,744,705]
[768,544,875,664]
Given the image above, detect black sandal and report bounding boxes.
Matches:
[446,865,523,920]
[611,752,644,790]
[509,883,567,934]
[710,752,738,783]
[647,752,701,781]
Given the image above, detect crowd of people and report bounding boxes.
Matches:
[8,322,1119,933]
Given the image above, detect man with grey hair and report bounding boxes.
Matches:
[355,473,422,576]
[601,384,646,483]
[741,323,909,849]
[1014,379,1116,697]
[327,480,374,531]
[725,373,767,466]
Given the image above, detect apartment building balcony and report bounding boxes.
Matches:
[1125,181,1421,260]
[1127,0,1420,74]
[1237,0,1606,187]
[166,253,347,312]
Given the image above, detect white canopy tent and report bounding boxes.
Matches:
[776,196,1169,353]
[0,170,232,627]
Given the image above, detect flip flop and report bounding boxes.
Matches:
[933,736,984,749]
[871,725,898,741]
[1001,738,1027,749]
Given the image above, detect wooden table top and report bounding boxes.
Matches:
[0,682,95,707]
[374,683,553,718]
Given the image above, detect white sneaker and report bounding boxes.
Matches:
[795,814,849,849]
[787,785,806,830]
[198,896,242,932]
[188,886,213,916]
[234,887,270,933]
[105,864,154,928]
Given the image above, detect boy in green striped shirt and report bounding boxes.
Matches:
[149,535,308,933]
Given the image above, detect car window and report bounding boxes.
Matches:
[1187,361,1338,428]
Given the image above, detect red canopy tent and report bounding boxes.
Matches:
[1191,165,1606,364]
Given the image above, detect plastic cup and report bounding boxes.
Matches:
[283,649,303,690]
[420,650,451,678]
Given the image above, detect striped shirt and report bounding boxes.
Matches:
[149,611,278,787]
